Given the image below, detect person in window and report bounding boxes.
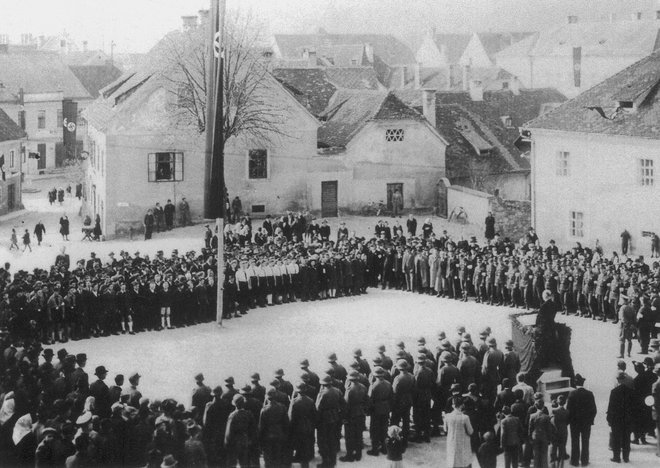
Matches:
[144,209,155,240]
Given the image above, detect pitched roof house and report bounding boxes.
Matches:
[524,50,660,254]
[0,107,26,215]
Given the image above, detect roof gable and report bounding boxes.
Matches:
[0,107,26,142]
[526,49,660,138]
[69,64,123,98]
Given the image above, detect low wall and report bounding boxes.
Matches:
[447,185,531,240]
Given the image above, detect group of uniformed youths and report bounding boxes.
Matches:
[0,246,218,345]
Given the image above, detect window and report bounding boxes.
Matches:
[556,151,569,176]
[57,109,63,128]
[502,81,509,89]
[9,150,14,168]
[500,115,513,128]
[385,129,405,142]
[570,211,584,237]
[18,110,25,130]
[640,159,654,186]
[37,110,46,129]
[248,149,267,179]
[148,152,184,182]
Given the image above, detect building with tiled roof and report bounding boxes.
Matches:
[495,18,660,98]
[0,46,92,173]
[0,107,26,215]
[524,49,660,256]
[395,87,566,200]
[271,31,416,89]
[69,64,123,98]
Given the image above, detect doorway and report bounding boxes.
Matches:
[7,184,15,210]
[321,181,338,217]
[386,183,403,211]
[37,143,46,170]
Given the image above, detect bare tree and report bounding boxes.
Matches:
[159,12,289,146]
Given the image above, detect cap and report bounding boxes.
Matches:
[212,386,223,396]
[440,351,452,362]
[417,337,426,345]
[487,337,497,346]
[533,392,544,401]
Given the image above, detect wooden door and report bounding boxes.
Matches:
[321,181,338,218]
[37,143,46,170]
[7,184,15,210]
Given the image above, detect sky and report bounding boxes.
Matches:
[1,0,659,53]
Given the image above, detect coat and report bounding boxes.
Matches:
[500,414,523,447]
[444,410,473,467]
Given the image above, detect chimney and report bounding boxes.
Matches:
[422,89,437,128]
[462,64,471,91]
[567,15,578,24]
[414,63,421,89]
[181,15,198,31]
[469,80,484,101]
[198,9,210,25]
[82,40,88,52]
[364,43,374,62]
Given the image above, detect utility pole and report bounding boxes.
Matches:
[205,0,226,324]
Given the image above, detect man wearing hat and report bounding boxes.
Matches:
[259,388,289,467]
[607,371,635,462]
[651,339,660,365]
[528,392,552,468]
[70,353,89,390]
[250,372,266,404]
[412,353,434,443]
[39,348,55,376]
[392,359,415,443]
[377,345,394,372]
[502,340,521,384]
[316,374,343,467]
[340,370,368,462]
[224,394,255,468]
[481,337,504,401]
[327,352,347,384]
[618,294,637,358]
[221,377,238,404]
[367,367,392,456]
[203,386,233,466]
[352,348,371,377]
[274,369,293,398]
[89,365,111,418]
[299,359,320,400]
[192,373,212,420]
[289,381,316,467]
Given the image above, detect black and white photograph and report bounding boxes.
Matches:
[1,0,660,466]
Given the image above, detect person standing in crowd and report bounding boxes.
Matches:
[444,396,473,468]
[164,199,175,230]
[567,373,597,467]
[179,197,192,226]
[144,209,155,240]
[59,215,70,241]
[607,371,635,463]
[33,220,46,246]
[618,295,637,358]
[154,202,164,233]
[485,212,496,241]
[406,214,417,237]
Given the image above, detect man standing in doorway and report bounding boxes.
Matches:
[392,189,403,218]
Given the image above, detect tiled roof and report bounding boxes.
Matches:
[496,21,660,59]
[63,50,112,67]
[526,49,660,138]
[316,44,366,67]
[318,90,423,148]
[69,64,123,98]
[0,107,26,142]
[272,67,383,117]
[273,33,415,66]
[432,34,472,64]
[476,32,535,59]
[395,88,567,175]
[0,48,91,99]
[272,68,338,116]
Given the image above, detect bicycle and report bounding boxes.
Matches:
[360,200,386,216]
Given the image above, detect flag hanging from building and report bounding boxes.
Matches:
[62,99,78,160]
[572,46,582,88]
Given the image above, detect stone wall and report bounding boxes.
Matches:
[489,196,531,242]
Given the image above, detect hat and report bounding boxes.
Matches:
[643,357,654,367]
[299,359,310,367]
[250,372,260,381]
[533,392,544,401]
[505,340,514,348]
[417,337,426,345]
[129,372,141,383]
[194,373,204,382]
[372,366,385,377]
[353,348,362,357]
[161,454,178,468]
[225,376,234,385]
[450,383,462,394]
[57,348,68,358]
[212,386,223,396]
[487,337,497,346]
[348,370,360,381]
[327,352,337,362]
[76,412,92,425]
[415,353,427,363]
[42,348,54,357]
[320,375,333,385]
[440,339,451,349]
[395,341,405,348]
[274,369,284,377]
[94,366,109,376]
[440,351,452,362]
[396,359,409,370]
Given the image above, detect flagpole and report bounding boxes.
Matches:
[214,0,226,326]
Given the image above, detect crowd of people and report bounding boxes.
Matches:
[142,198,193,241]
[0,245,218,344]
[1,324,659,467]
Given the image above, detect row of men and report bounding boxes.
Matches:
[0,247,219,345]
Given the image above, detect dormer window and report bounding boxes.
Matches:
[500,116,513,128]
